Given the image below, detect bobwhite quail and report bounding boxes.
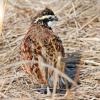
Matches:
[20,8,65,85]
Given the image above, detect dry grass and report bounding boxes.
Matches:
[0,0,100,100]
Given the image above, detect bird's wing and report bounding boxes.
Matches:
[20,33,46,83]
[20,34,33,62]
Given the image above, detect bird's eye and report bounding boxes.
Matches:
[49,17,52,20]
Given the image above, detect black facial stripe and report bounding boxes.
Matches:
[36,17,54,30]
[43,18,49,23]
[37,18,52,29]
[48,17,53,21]
[37,19,48,26]
[38,18,53,24]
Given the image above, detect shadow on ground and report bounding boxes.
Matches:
[36,51,82,94]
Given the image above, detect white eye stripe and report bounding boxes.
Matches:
[35,15,55,23]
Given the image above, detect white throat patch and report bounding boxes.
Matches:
[47,21,55,27]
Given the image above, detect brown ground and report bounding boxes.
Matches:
[0,0,100,100]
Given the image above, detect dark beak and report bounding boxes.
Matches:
[54,16,58,21]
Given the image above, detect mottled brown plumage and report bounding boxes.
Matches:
[20,8,65,84]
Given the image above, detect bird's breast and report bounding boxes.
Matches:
[29,24,53,40]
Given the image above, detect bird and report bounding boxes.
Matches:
[20,8,80,99]
[20,8,65,85]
